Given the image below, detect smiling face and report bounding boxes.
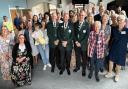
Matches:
[63,13,69,23]
[102,14,108,25]
[117,15,126,28]
[1,26,8,36]
[18,34,25,44]
[79,11,85,22]
[94,21,101,33]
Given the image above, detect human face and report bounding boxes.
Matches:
[20,23,24,29]
[102,15,108,24]
[99,6,104,13]
[28,21,32,30]
[33,15,38,22]
[118,18,125,28]
[2,26,8,36]
[57,13,61,20]
[88,15,94,24]
[4,17,8,22]
[94,21,101,33]
[63,13,69,23]
[79,11,85,22]
[52,13,57,21]
[18,35,25,44]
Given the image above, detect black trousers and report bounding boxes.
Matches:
[49,46,60,69]
[75,47,87,71]
[89,53,103,75]
[59,46,72,71]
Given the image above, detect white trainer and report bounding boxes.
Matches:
[47,63,51,67]
[115,75,119,82]
[105,72,113,78]
[43,65,47,70]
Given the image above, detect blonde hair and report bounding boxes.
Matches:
[117,15,126,21]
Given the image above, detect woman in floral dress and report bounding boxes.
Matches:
[11,34,32,86]
[0,26,12,80]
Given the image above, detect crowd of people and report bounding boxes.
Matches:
[0,3,128,87]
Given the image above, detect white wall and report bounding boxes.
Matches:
[27,0,57,9]
[90,0,114,8]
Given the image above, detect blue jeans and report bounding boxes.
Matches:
[37,44,49,65]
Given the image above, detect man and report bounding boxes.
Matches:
[94,5,105,21]
[14,12,21,30]
[73,10,90,76]
[58,12,74,75]
[47,12,60,72]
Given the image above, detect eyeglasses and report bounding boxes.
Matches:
[117,19,123,22]
[19,37,24,39]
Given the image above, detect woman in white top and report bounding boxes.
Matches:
[32,23,51,70]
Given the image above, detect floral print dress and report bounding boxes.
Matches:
[0,36,12,80]
[11,48,31,86]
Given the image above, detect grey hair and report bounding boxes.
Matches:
[94,21,101,29]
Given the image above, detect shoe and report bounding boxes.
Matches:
[100,68,104,73]
[95,72,100,82]
[95,75,100,82]
[67,69,71,75]
[73,67,80,72]
[114,75,119,82]
[59,70,63,75]
[82,71,86,77]
[47,63,51,67]
[88,72,93,79]
[105,72,113,78]
[51,67,54,73]
[43,65,47,70]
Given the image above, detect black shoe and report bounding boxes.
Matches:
[95,75,100,82]
[82,71,86,77]
[88,72,93,79]
[73,67,80,72]
[59,70,63,75]
[67,69,71,75]
[100,68,104,72]
[57,66,61,70]
[51,67,54,73]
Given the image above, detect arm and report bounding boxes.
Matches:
[12,43,18,63]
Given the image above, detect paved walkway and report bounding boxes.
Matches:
[0,61,128,89]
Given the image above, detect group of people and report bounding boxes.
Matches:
[0,4,128,87]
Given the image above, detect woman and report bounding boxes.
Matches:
[32,23,51,70]
[32,15,41,28]
[0,26,12,80]
[105,15,128,82]
[101,14,111,70]
[11,34,32,86]
[27,20,39,64]
[87,13,94,31]
[87,21,105,82]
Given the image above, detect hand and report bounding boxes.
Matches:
[36,38,40,42]
[75,41,81,47]
[62,41,67,47]
[16,57,26,63]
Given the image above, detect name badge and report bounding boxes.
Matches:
[68,30,71,33]
[98,41,101,44]
[83,30,86,33]
[121,31,126,34]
